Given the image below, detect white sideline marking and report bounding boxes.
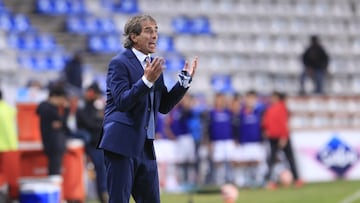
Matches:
[340,189,360,203]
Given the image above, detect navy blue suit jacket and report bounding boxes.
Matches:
[97,48,188,158]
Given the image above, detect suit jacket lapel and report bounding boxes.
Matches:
[124,48,144,76]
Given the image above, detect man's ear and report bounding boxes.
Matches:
[130,33,138,43]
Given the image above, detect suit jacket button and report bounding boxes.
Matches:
[148,108,151,111]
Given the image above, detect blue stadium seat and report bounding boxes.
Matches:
[172,16,192,34]
[97,18,116,33]
[190,16,211,34]
[7,32,57,51]
[0,12,12,31]
[211,75,233,93]
[68,0,86,14]
[0,12,31,32]
[66,15,116,34]
[102,0,139,14]
[157,34,174,52]
[104,34,122,52]
[18,55,36,70]
[83,16,98,34]
[47,52,67,71]
[18,52,66,71]
[12,14,31,32]
[37,0,86,15]
[172,16,212,35]
[88,35,104,52]
[36,34,57,51]
[66,16,84,33]
[88,34,122,53]
[164,53,185,71]
[36,0,52,13]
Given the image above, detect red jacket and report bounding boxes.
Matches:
[262,101,289,139]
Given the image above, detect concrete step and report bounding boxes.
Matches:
[83,52,113,72]
[3,0,37,14]
[52,32,88,53]
[28,13,66,33]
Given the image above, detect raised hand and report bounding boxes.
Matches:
[183,56,198,77]
[144,57,165,83]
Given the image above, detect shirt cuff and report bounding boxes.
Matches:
[142,76,154,88]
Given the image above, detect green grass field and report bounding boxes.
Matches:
[88,180,360,203]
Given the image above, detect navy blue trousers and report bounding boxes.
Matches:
[104,140,160,203]
[86,145,107,201]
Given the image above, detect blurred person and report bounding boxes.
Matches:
[0,89,17,152]
[208,92,235,185]
[187,94,208,184]
[36,85,69,175]
[271,151,294,188]
[300,35,329,95]
[153,114,178,192]
[96,14,198,203]
[76,82,108,203]
[0,89,17,203]
[233,90,267,188]
[164,93,196,188]
[63,51,84,92]
[17,79,47,103]
[230,92,241,149]
[262,91,303,189]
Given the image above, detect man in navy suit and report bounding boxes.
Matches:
[97,14,198,203]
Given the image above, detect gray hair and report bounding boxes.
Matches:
[123,14,157,48]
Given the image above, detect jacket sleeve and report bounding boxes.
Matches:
[107,59,151,112]
[279,107,289,138]
[158,81,188,114]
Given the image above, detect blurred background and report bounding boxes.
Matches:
[0,0,360,202]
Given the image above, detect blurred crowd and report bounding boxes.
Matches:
[153,90,304,193]
[1,40,326,200]
[1,75,305,201]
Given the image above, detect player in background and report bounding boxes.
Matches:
[262,91,303,189]
[153,113,178,192]
[208,92,236,185]
[164,94,196,189]
[232,90,267,188]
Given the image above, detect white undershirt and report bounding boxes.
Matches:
[132,48,154,88]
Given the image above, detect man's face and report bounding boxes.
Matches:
[132,19,158,55]
[245,94,257,108]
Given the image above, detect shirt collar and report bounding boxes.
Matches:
[132,48,150,68]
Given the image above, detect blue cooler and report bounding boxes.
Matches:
[19,182,60,203]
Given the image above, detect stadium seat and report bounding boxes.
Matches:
[88,34,122,53]
[172,15,192,34]
[102,0,139,14]
[211,74,233,93]
[190,16,211,35]
[0,11,12,31]
[36,0,86,15]
[172,15,211,34]
[163,52,185,71]
[157,34,174,52]
[67,15,116,34]
[18,52,67,71]
[0,12,31,32]
[7,32,57,52]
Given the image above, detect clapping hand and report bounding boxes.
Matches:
[183,56,198,77]
[144,57,165,83]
